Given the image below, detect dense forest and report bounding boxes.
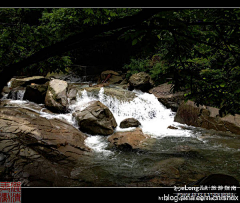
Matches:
[1,8,240,115]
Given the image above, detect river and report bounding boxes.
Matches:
[2,82,240,186]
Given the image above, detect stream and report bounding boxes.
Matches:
[2,81,240,186]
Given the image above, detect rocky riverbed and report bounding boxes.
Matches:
[0,73,239,187]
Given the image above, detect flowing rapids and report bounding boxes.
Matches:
[2,86,240,186]
[63,87,193,155]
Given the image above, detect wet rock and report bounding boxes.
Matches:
[149,83,185,112]
[174,100,240,135]
[11,76,49,89]
[128,72,154,92]
[23,82,49,104]
[70,86,137,103]
[0,107,90,157]
[167,125,178,129]
[120,118,141,128]
[67,86,137,108]
[45,79,68,113]
[73,101,117,136]
[108,128,149,150]
[0,106,91,186]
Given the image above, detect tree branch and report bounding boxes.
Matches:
[0,9,162,94]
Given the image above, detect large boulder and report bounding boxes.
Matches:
[128,72,154,92]
[23,82,49,104]
[73,101,117,135]
[0,107,90,156]
[120,118,141,128]
[0,106,91,186]
[11,76,49,89]
[174,100,240,135]
[45,79,68,113]
[108,128,149,150]
[149,83,185,112]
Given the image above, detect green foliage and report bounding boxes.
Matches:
[123,58,150,78]
[1,8,240,115]
[121,9,240,115]
[123,55,170,85]
[0,8,74,75]
[0,8,138,75]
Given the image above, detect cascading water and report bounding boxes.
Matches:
[7,89,26,100]
[5,80,26,100]
[71,87,191,137]
[1,84,240,186]
[97,87,190,137]
[66,87,193,156]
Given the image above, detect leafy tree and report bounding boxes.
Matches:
[0,8,160,92]
[1,8,240,115]
[123,8,240,115]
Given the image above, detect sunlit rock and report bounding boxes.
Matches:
[108,128,149,150]
[45,79,68,113]
[73,100,117,136]
[128,72,154,92]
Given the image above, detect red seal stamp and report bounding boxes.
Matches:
[0,182,21,203]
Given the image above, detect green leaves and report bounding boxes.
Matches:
[132,39,138,45]
[1,8,240,115]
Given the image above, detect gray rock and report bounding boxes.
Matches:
[11,76,49,89]
[108,128,149,150]
[0,106,91,186]
[128,72,154,92]
[45,79,68,113]
[73,101,117,136]
[149,83,185,112]
[174,100,240,135]
[120,118,141,128]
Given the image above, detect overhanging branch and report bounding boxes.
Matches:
[0,8,162,94]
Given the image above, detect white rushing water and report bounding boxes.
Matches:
[70,87,192,137]
[80,87,193,155]
[35,87,192,138]
[5,86,192,154]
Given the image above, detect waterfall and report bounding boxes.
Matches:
[5,86,191,139]
[7,89,26,100]
[72,87,191,138]
[1,85,193,156]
